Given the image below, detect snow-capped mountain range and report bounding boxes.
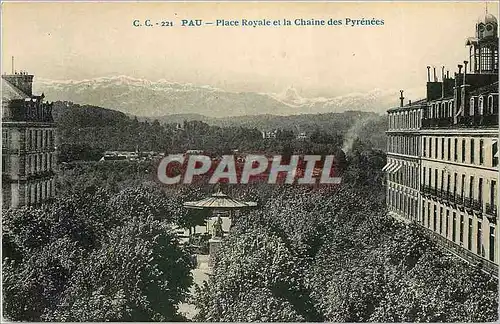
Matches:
[33,75,425,118]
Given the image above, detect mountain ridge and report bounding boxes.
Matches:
[34,75,425,118]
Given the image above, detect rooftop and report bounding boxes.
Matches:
[1,77,29,101]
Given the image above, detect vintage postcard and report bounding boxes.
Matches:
[1,1,499,322]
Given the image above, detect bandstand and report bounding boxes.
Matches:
[183,190,257,267]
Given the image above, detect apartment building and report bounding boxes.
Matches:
[384,13,499,274]
[2,71,57,209]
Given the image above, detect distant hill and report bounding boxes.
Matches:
[35,75,422,118]
[143,110,387,149]
[54,100,387,156]
[52,101,172,156]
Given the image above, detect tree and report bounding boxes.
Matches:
[2,185,194,322]
[44,219,193,322]
[194,229,318,322]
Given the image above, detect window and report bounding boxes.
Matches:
[2,155,6,173]
[493,140,498,167]
[447,174,451,193]
[423,167,426,186]
[427,202,431,228]
[470,97,475,116]
[439,207,443,234]
[461,175,466,198]
[477,220,483,256]
[479,139,484,165]
[488,95,494,114]
[26,130,31,150]
[470,176,475,199]
[452,212,457,242]
[471,139,475,164]
[2,129,8,149]
[445,209,449,238]
[26,156,30,175]
[441,170,444,191]
[454,139,458,161]
[479,96,484,115]
[441,138,445,159]
[491,180,497,207]
[435,138,438,159]
[468,218,473,249]
[462,139,466,162]
[459,213,464,243]
[447,138,451,160]
[429,138,433,158]
[478,178,483,205]
[490,226,495,262]
[423,137,427,157]
[433,205,437,231]
[434,169,438,190]
[453,173,457,196]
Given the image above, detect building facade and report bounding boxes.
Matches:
[384,13,499,274]
[2,72,57,209]
[385,92,425,223]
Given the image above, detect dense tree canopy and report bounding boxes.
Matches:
[2,185,194,322]
[193,148,498,322]
[3,113,497,322]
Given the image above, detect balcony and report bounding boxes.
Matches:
[485,203,497,222]
[421,114,498,129]
[463,197,473,210]
[421,227,498,277]
[421,117,453,128]
[421,185,437,198]
[472,199,483,212]
[457,115,499,127]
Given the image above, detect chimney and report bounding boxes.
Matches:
[399,90,404,107]
[427,66,431,82]
[463,61,468,86]
[441,66,445,80]
[11,56,14,74]
[458,64,463,75]
[409,100,412,105]
[446,70,449,79]
[433,67,437,82]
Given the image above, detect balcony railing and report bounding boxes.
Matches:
[422,114,498,129]
[485,203,497,222]
[421,227,499,277]
[472,199,483,212]
[419,188,488,213]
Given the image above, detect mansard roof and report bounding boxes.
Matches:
[1,77,29,101]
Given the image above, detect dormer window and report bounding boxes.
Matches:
[486,24,493,32]
[470,97,475,116]
[488,95,494,114]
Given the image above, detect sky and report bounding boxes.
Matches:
[1,1,498,99]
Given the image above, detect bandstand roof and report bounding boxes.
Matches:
[183,191,257,210]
